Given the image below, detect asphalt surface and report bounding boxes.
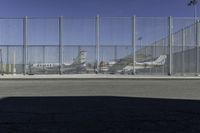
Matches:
[0,80,200,133]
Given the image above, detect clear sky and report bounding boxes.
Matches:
[0,0,199,17]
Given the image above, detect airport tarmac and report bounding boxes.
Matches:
[0,79,200,132]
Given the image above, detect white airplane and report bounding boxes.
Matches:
[109,55,167,74]
[121,55,167,73]
[27,50,88,74]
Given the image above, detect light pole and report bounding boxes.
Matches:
[188,0,199,75]
[138,37,142,49]
[188,0,198,22]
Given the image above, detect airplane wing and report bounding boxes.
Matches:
[108,52,151,73]
[108,54,133,73]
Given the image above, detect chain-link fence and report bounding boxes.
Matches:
[0,16,199,75]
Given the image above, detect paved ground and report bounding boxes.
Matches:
[0,79,200,99]
[1,74,200,80]
[0,80,200,132]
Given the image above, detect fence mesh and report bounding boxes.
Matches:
[0,17,199,75]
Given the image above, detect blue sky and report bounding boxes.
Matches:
[0,0,198,47]
[0,0,199,17]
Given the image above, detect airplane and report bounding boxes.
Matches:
[27,50,88,74]
[108,55,167,74]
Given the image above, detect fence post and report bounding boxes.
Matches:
[59,16,63,74]
[132,16,136,75]
[182,28,185,76]
[95,15,100,73]
[168,16,173,76]
[114,45,117,61]
[0,49,3,75]
[6,46,9,74]
[162,39,165,75]
[23,16,28,75]
[154,42,157,73]
[43,45,45,72]
[196,21,199,76]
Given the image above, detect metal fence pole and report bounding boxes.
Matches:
[168,16,173,76]
[182,28,185,76]
[154,42,157,73]
[96,15,100,73]
[59,16,63,74]
[7,46,9,74]
[23,16,28,75]
[132,16,136,75]
[162,39,165,75]
[0,49,3,75]
[43,45,45,72]
[196,21,199,76]
[114,45,117,61]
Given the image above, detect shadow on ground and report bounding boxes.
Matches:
[0,96,200,133]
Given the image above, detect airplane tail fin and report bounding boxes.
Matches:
[73,50,87,65]
[153,55,167,65]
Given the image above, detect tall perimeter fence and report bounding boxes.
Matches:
[0,16,199,75]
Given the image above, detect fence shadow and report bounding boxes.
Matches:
[0,96,200,133]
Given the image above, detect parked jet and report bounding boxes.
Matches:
[27,50,88,74]
[108,55,167,74]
